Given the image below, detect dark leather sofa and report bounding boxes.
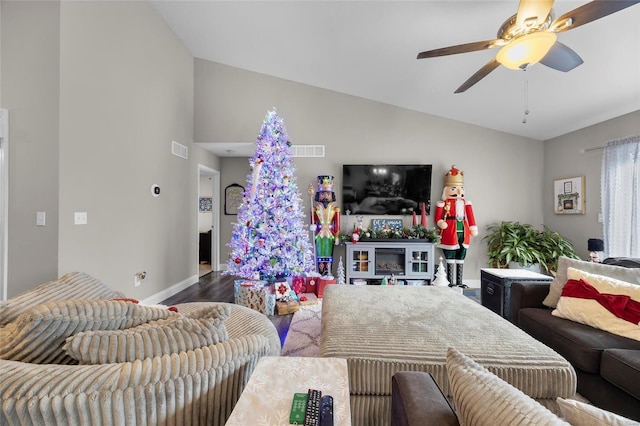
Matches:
[511,258,640,421]
[391,372,459,426]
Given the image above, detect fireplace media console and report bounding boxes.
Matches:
[345,241,434,285]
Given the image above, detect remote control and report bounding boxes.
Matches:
[320,395,334,426]
[290,393,308,425]
[304,389,322,426]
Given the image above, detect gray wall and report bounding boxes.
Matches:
[195,60,548,283]
[543,110,640,260]
[1,1,220,299]
[220,157,251,267]
[1,1,60,296]
[3,1,636,297]
[0,2,2,100]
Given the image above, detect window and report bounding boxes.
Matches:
[601,136,640,257]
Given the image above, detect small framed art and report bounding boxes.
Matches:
[225,183,244,215]
[371,218,403,232]
[199,197,212,212]
[554,176,585,214]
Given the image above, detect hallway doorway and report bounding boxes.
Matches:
[198,165,220,276]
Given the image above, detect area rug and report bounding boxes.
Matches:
[281,303,322,357]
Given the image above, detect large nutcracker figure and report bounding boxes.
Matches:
[309,176,340,276]
[434,165,478,287]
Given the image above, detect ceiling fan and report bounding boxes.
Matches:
[417,0,640,93]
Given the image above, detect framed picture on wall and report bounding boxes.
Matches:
[225,183,244,215]
[554,176,585,214]
[199,197,212,212]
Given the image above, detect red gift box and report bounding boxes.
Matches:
[316,277,336,299]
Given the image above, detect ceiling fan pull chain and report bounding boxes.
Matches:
[522,77,530,124]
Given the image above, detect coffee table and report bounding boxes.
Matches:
[226,356,351,425]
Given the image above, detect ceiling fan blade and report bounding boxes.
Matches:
[516,0,555,29]
[540,42,584,72]
[550,0,640,33]
[454,58,501,93]
[417,39,502,59]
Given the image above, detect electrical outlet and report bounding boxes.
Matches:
[74,212,87,225]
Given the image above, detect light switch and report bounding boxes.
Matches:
[36,211,46,226]
[74,212,87,225]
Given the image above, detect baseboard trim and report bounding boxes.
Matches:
[464,279,480,289]
[140,274,199,305]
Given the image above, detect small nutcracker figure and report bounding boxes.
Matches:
[434,165,478,288]
[309,176,340,276]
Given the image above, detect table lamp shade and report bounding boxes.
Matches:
[588,238,604,252]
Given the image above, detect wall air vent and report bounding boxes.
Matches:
[171,141,188,159]
[292,145,325,158]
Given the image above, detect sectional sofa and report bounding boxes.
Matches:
[511,257,640,421]
[391,349,638,426]
[321,285,578,426]
[0,272,281,425]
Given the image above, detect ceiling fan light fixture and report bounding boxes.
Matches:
[496,32,557,70]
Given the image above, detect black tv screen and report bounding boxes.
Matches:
[342,164,432,215]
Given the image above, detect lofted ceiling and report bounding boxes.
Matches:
[150,0,640,151]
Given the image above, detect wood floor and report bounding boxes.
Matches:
[198,263,213,277]
[160,271,294,345]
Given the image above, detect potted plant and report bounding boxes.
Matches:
[483,221,579,275]
[536,226,581,273]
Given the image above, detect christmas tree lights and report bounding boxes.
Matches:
[225,109,314,280]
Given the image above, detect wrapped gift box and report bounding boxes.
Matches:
[298,293,318,306]
[234,280,275,315]
[274,281,295,301]
[316,277,336,299]
[276,300,300,315]
[234,279,265,301]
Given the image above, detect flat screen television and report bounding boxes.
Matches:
[342,164,432,215]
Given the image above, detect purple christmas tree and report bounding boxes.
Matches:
[225,109,314,280]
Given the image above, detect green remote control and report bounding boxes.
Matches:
[290,393,308,425]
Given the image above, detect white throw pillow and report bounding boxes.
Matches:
[557,398,639,426]
[446,347,569,426]
[552,268,640,341]
[543,257,640,308]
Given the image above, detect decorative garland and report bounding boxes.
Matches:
[338,225,440,244]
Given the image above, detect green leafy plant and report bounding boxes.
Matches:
[536,226,581,273]
[483,221,579,274]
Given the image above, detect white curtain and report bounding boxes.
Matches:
[601,135,640,258]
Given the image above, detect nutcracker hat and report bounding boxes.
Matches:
[443,165,464,187]
[317,175,335,192]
